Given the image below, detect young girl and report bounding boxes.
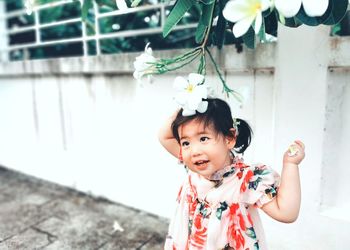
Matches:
[159,98,305,250]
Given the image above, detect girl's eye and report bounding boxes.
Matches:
[200,137,209,142]
[181,141,190,147]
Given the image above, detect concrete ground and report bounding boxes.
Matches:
[0,166,169,250]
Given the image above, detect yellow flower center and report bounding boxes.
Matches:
[186,84,195,93]
[249,3,262,15]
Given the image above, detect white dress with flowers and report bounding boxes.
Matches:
[165,157,280,250]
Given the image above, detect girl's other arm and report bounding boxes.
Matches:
[158,111,180,158]
[261,140,305,223]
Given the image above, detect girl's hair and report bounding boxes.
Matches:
[171,98,253,154]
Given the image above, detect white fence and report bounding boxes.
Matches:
[0,0,195,60]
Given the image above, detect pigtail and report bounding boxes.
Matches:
[233,118,253,154]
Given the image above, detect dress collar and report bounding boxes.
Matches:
[207,156,242,183]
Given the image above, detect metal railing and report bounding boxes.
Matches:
[0,0,196,61]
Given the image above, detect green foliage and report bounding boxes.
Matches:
[195,1,215,44]
[5,0,350,96]
[242,27,256,49]
[40,1,81,24]
[296,7,321,26]
[321,0,349,25]
[331,11,350,36]
[213,0,227,49]
[82,0,93,20]
[163,0,195,37]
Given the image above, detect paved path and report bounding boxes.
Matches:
[0,166,169,249]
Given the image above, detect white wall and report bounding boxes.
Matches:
[0,28,350,249]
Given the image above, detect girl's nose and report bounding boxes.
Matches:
[190,143,202,157]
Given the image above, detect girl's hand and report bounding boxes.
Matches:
[283,140,305,165]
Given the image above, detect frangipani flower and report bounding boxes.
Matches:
[274,0,329,18]
[116,0,128,11]
[25,0,35,15]
[223,0,272,38]
[174,73,208,116]
[133,43,156,83]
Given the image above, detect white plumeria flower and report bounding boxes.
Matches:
[274,0,329,18]
[133,43,156,83]
[173,73,208,116]
[116,0,128,11]
[223,0,272,38]
[24,0,35,15]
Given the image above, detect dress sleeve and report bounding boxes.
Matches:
[239,164,280,208]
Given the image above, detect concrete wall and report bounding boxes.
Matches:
[0,26,349,249]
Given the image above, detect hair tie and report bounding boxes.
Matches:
[233,118,240,136]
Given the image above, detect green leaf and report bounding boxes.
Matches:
[331,23,342,36]
[195,24,207,43]
[320,0,349,25]
[257,18,266,42]
[198,0,215,4]
[262,6,274,17]
[264,11,278,37]
[296,6,321,26]
[254,242,260,250]
[131,0,142,7]
[199,2,215,26]
[246,227,257,239]
[81,0,93,21]
[242,26,256,49]
[163,0,195,38]
[284,17,303,28]
[195,2,215,44]
[253,169,269,175]
[214,0,228,49]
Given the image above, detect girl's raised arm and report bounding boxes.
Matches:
[261,140,305,223]
[158,111,180,159]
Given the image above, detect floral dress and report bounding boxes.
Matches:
[165,157,280,250]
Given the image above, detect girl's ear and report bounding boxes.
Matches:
[226,128,237,149]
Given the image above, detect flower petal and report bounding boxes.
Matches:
[261,0,272,11]
[187,95,202,110]
[223,0,251,23]
[197,101,208,113]
[133,71,141,80]
[116,0,128,10]
[194,85,208,99]
[274,0,301,18]
[175,93,187,105]
[232,15,255,38]
[145,42,153,55]
[188,73,204,85]
[173,76,189,90]
[302,0,329,17]
[254,12,262,34]
[182,109,196,116]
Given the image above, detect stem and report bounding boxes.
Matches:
[205,47,242,101]
[164,50,201,72]
[196,1,214,75]
[200,1,216,50]
[159,47,201,64]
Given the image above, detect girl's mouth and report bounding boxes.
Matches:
[194,160,209,170]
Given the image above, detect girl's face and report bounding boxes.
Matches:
[178,119,236,179]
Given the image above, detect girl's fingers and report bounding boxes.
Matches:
[294,140,305,150]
